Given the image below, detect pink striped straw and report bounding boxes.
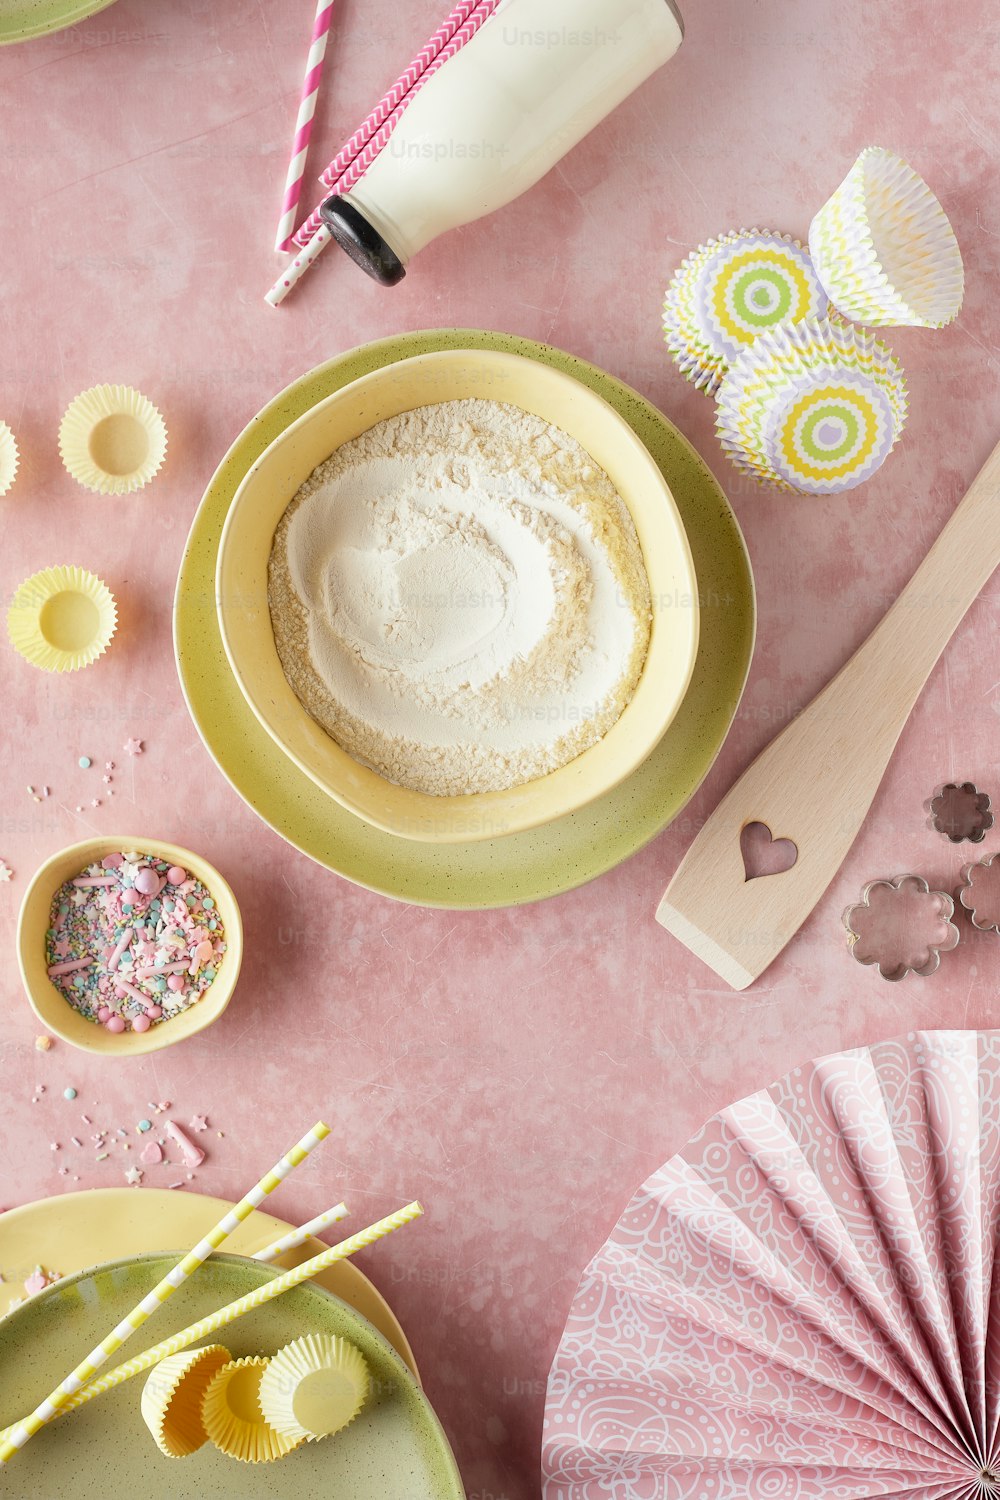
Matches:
[274,0,337,254]
[265,0,500,305]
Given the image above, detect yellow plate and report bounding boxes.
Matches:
[175,329,756,906]
[0,1188,417,1376]
[217,349,699,843]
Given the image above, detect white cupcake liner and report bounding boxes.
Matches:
[716,316,908,494]
[258,1334,369,1443]
[0,421,19,497]
[59,383,167,495]
[809,147,963,327]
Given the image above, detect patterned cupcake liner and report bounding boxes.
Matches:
[663,229,828,393]
[716,317,907,494]
[201,1356,303,1464]
[140,1345,232,1458]
[59,383,167,496]
[6,564,118,673]
[809,147,964,327]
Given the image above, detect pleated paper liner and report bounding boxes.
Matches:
[140,1344,232,1458]
[543,1031,1000,1498]
[258,1334,370,1444]
[201,1355,303,1463]
[6,565,117,673]
[58,384,167,496]
[663,229,828,394]
[0,421,18,496]
[809,146,964,327]
[716,317,907,494]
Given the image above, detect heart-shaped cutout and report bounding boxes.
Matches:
[740,821,798,882]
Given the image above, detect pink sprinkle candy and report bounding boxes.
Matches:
[102,853,122,868]
[145,1005,163,1020]
[105,1016,126,1034]
[167,866,187,885]
[163,1120,205,1168]
[167,974,185,992]
[131,1015,151,1033]
[97,1006,111,1022]
[134,867,160,896]
[140,1141,163,1165]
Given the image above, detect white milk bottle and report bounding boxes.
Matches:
[321,0,684,283]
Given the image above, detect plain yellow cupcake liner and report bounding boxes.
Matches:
[201,1355,303,1464]
[58,383,167,495]
[258,1334,370,1444]
[0,421,19,496]
[140,1344,232,1458]
[7,565,118,673]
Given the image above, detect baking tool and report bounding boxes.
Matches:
[58,384,167,495]
[715,316,907,493]
[0,421,18,495]
[0,1123,330,1464]
[657,433,1000,990]
[544,1030,1000,1497]
[663,229,827,395]
[7,565,117,673]
[317,0,683,287]
[929,781,994,843]
[843,873,960,980]
[217,348,699,842]
[0,1203,422,1440]
[809,147,964,327]
[0,1189,418,1372]
[0,0,117,43]
[175,328,754,905]
[0,1251,458,1497]
[140,1344,231,1458]
[259,1334,370,1443]
[273,0,335,253]
[268,0,502,304]
[17,836,243,1055]
[959,853,1000,933]
[202,1356,301,1462]
[253,1204,349,1262]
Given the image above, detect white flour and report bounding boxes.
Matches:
[268,399,651,796]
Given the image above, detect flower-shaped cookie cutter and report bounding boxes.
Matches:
[843,874,960,981]
[958,854,1000,934]
[928,781,994,844]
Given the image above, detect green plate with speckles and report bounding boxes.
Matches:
[173,329,755,908]
[0,0,118,44]
[0,1252,463,1498]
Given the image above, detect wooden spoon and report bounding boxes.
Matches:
[657,436,1000,990]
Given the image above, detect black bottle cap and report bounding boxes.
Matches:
[319,196,406,286]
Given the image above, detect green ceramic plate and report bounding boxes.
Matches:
[173,329,755,908]
[0,1252,463,1498]
[0,0,118,44]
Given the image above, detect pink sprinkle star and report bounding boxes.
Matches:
[105,761,115,771]
[90,798,101,809]
[102,775,112,785]
[0,862,12,883]
[124,738,143,756]
[124,1166,143,1186]
[189,1115,208,1133]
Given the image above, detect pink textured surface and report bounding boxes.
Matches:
[0,3,997,1497]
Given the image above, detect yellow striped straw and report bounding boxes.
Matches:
[0,1120,331,1466]
[252,1201,350,1262]
[0,1202,422,1447]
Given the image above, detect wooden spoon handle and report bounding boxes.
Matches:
[657,435,1000,991]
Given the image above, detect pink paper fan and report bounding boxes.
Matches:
[543,1031,1000,1499]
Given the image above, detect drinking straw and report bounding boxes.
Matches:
[0,1121,331,1465]
[274,0,337,253]
[252,1201,350,1262]
[265,0,501,306]
[0,1203,423,1445]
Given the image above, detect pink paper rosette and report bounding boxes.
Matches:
[543,1030,1000,1498]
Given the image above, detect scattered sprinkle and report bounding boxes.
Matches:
[123,738,143,757]
[102,775,111,785]
[90,799,100,809]
[96,1152,109,1161]
[71,1137,82,1148]
[105,762,115,772]
[78,756,91,770]
[124,1166,143,1186]
[81,1114,91,1124]
[63,1087,77,1100]
[188,1115,208,1133]
[0,862,13,883]
[137,1120,152,1133]
[49,1143,59,1152]
[34,1035,53,1052]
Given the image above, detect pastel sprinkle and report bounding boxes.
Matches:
[78,756,91,769]
[137,1120,152,1133]
[63,1087,77,1100]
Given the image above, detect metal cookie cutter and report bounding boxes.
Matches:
[958,853,1000,934]
[843,874,960,981]
[928,781,994,843]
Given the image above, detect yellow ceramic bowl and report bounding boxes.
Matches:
[17,837,243,1056]
[216,349,699,843]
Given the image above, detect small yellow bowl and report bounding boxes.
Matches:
[216,348,700,843]
[17,836,243,1056]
